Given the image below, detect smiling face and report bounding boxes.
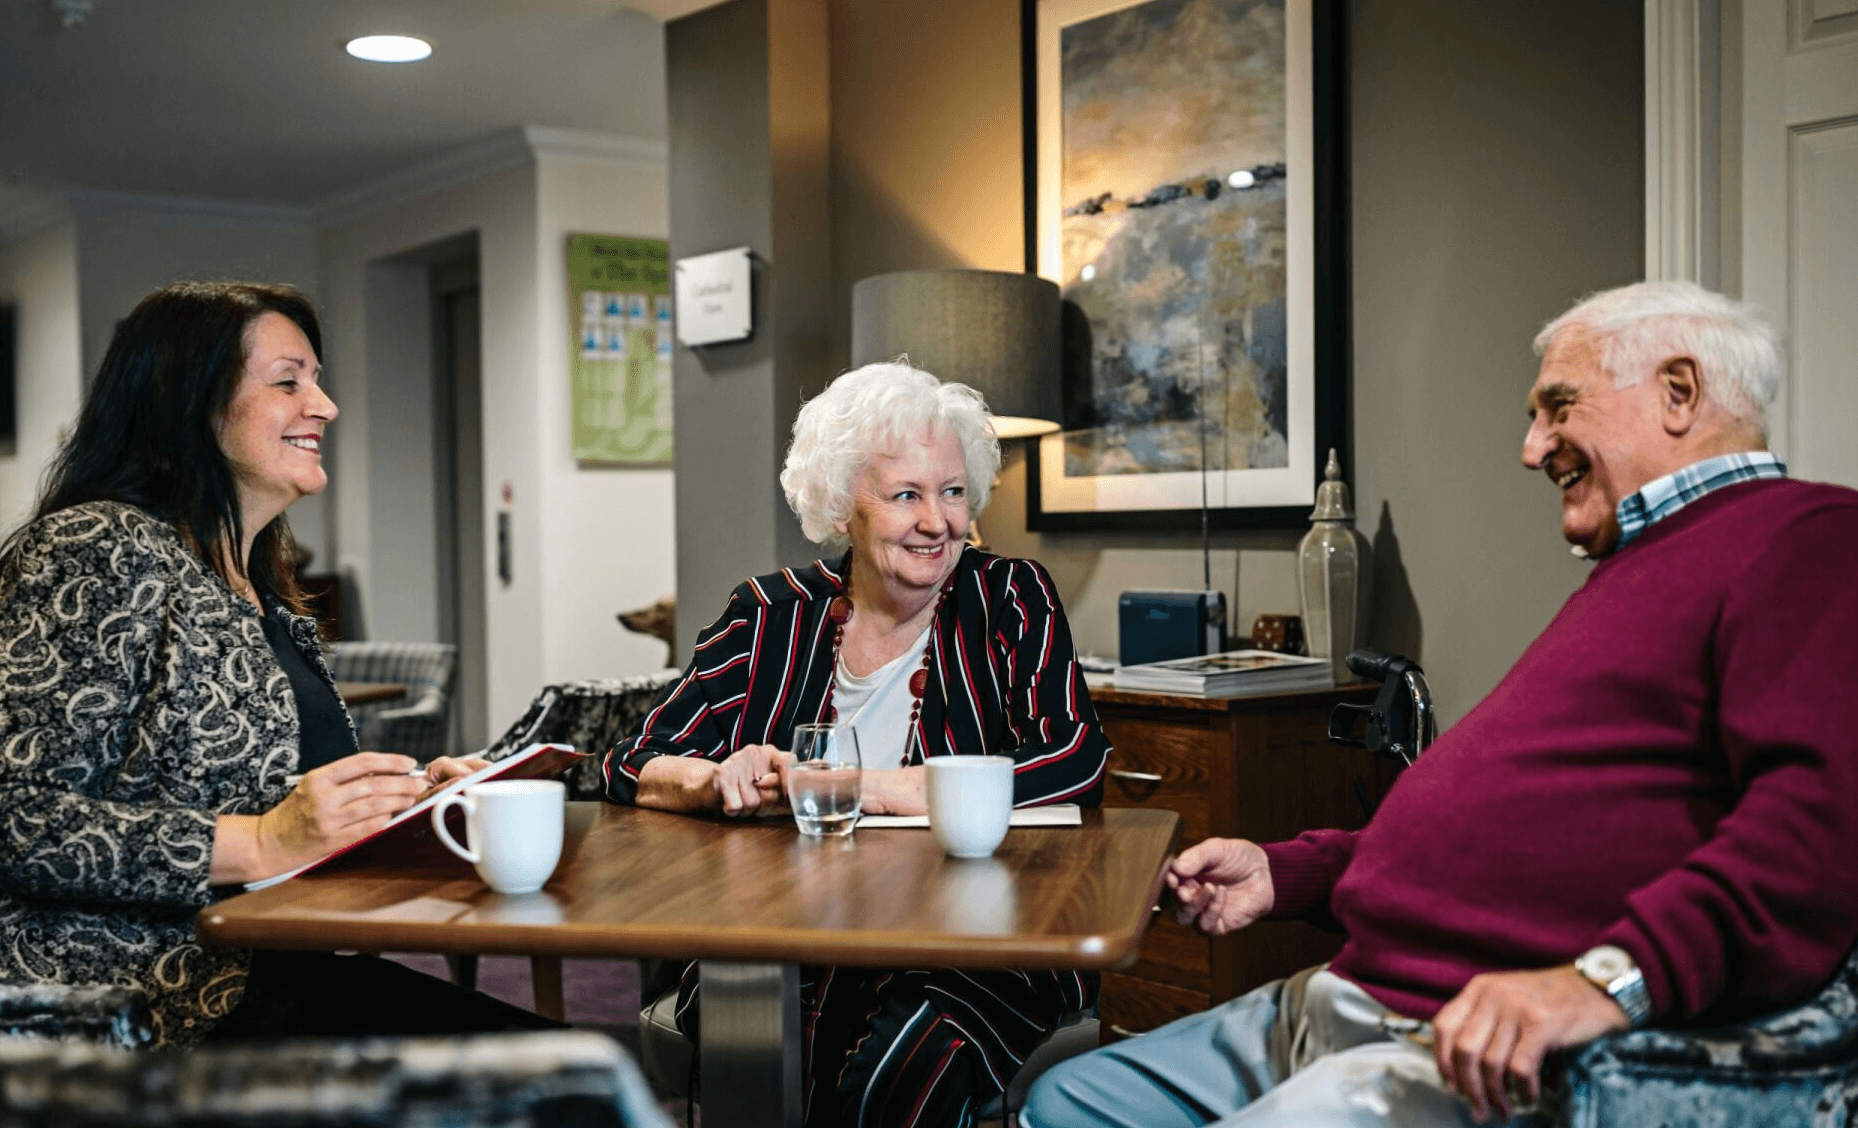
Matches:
[840,425,972,604]
[1521,329,1671,556]
[217,311,336,532]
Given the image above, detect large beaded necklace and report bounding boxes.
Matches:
[822,575,952,767]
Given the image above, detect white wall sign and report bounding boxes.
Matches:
[672,246,753,347]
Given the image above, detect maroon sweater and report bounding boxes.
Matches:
[1265,478,1858,1023]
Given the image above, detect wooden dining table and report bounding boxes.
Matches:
[199,802,1181,1128]
[335,681,409,706]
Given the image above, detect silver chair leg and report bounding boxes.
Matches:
[698,960,801,1128]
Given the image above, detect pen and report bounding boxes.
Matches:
[284,768,428,788]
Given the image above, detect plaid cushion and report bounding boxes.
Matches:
[326,642,459,761]
[483,675,679,800]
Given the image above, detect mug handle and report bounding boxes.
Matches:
[431,791,479,864]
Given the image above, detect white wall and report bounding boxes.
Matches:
[533,151,677,684]
[0,202,323,556]
[71,199,324,557]
[318,132,675,745]
[0,223,83,532]
[319,159,543,740]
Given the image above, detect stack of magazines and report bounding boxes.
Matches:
[1113,649,1334,697]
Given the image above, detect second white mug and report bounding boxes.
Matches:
[925,755,1015,858]
[431,779,565,894]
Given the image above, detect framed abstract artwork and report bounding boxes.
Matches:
[1025,0,1346,530]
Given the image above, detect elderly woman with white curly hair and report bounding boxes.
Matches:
[605,360,1110,1128]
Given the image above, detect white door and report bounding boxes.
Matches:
[1648,0,1858,487]
[1734,0,1858,486]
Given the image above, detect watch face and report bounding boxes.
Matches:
[1580,945,1632,982]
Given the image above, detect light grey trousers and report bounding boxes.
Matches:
[1021,969,1545,1128]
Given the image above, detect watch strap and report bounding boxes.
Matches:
[1604,965,1654,1027]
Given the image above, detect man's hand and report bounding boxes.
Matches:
[713,743,794,815]
[1164,838,1274,935]
[1432,965,1630,1121]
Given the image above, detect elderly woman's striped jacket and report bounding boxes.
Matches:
[605,546,1109,807]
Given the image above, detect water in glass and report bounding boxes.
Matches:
[790,723,861,837]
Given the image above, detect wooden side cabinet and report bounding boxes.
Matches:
[1091,682,1387,1039]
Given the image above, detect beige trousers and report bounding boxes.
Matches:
[1022,968,1545,1128]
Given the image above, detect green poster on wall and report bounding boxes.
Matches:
[568,234,673,464]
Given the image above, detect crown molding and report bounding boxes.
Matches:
[65,188,312,231]
[0,186,75,244]
[314,127,668,227]
[5,127,671,243]
[312,127,540,229]
[524,126,668,170]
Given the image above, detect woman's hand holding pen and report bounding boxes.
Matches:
[253,752,430,874]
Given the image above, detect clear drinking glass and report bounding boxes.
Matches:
[789,722,862,837]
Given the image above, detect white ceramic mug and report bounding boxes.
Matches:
[431,779,565,894]
[925,755,1015,858]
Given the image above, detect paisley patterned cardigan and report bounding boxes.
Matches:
[0,501,342,1047]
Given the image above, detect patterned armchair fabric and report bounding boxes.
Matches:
[326,641,459,761]
[0,1030,673,1128]
[481,674,679,801]
[1549,941,1858,1128]
[0,984,153,1049]
[0,982,672,1126]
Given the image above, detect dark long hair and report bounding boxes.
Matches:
[8,281,321,613]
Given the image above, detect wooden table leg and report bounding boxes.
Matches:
[699,961,801,1128]
[531,955,565,1020]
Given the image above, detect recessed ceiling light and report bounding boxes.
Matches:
[345,35,433,63]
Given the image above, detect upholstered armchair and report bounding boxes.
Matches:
[481,674,679,800]
[0,983,674,1127]
[1547,941,1858,1127]
[326,641,459,761]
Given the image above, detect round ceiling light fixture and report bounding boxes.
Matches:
[345,34,433,63]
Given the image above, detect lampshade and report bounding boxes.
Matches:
[850,269,1062,439]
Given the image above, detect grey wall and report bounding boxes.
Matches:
[666,0,831,658]
[669,0,1641,727]
[823,0,1642,727]
[1344,0,1643,722]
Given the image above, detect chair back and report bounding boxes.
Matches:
[327,641,459,761]
[482,674,679,800]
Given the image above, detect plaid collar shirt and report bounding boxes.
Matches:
[1614,450,1789,552]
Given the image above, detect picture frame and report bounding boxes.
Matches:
[568,233,675,466]
[1023,0,1346,530]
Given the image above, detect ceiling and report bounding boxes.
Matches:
[0,0,722,228]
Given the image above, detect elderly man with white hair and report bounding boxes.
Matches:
[606,360,1110,1128]
[1024,280,1858,1128]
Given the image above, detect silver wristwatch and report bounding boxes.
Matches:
[1576,944,1653,1027]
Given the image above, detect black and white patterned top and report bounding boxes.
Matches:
[0,501,345,1047]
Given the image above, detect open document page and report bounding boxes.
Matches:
[242,742,583,891]
[856,804,1083,829]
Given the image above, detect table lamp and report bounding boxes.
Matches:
[849,269,1062,439]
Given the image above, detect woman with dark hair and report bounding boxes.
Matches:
[0,281,552,1047]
